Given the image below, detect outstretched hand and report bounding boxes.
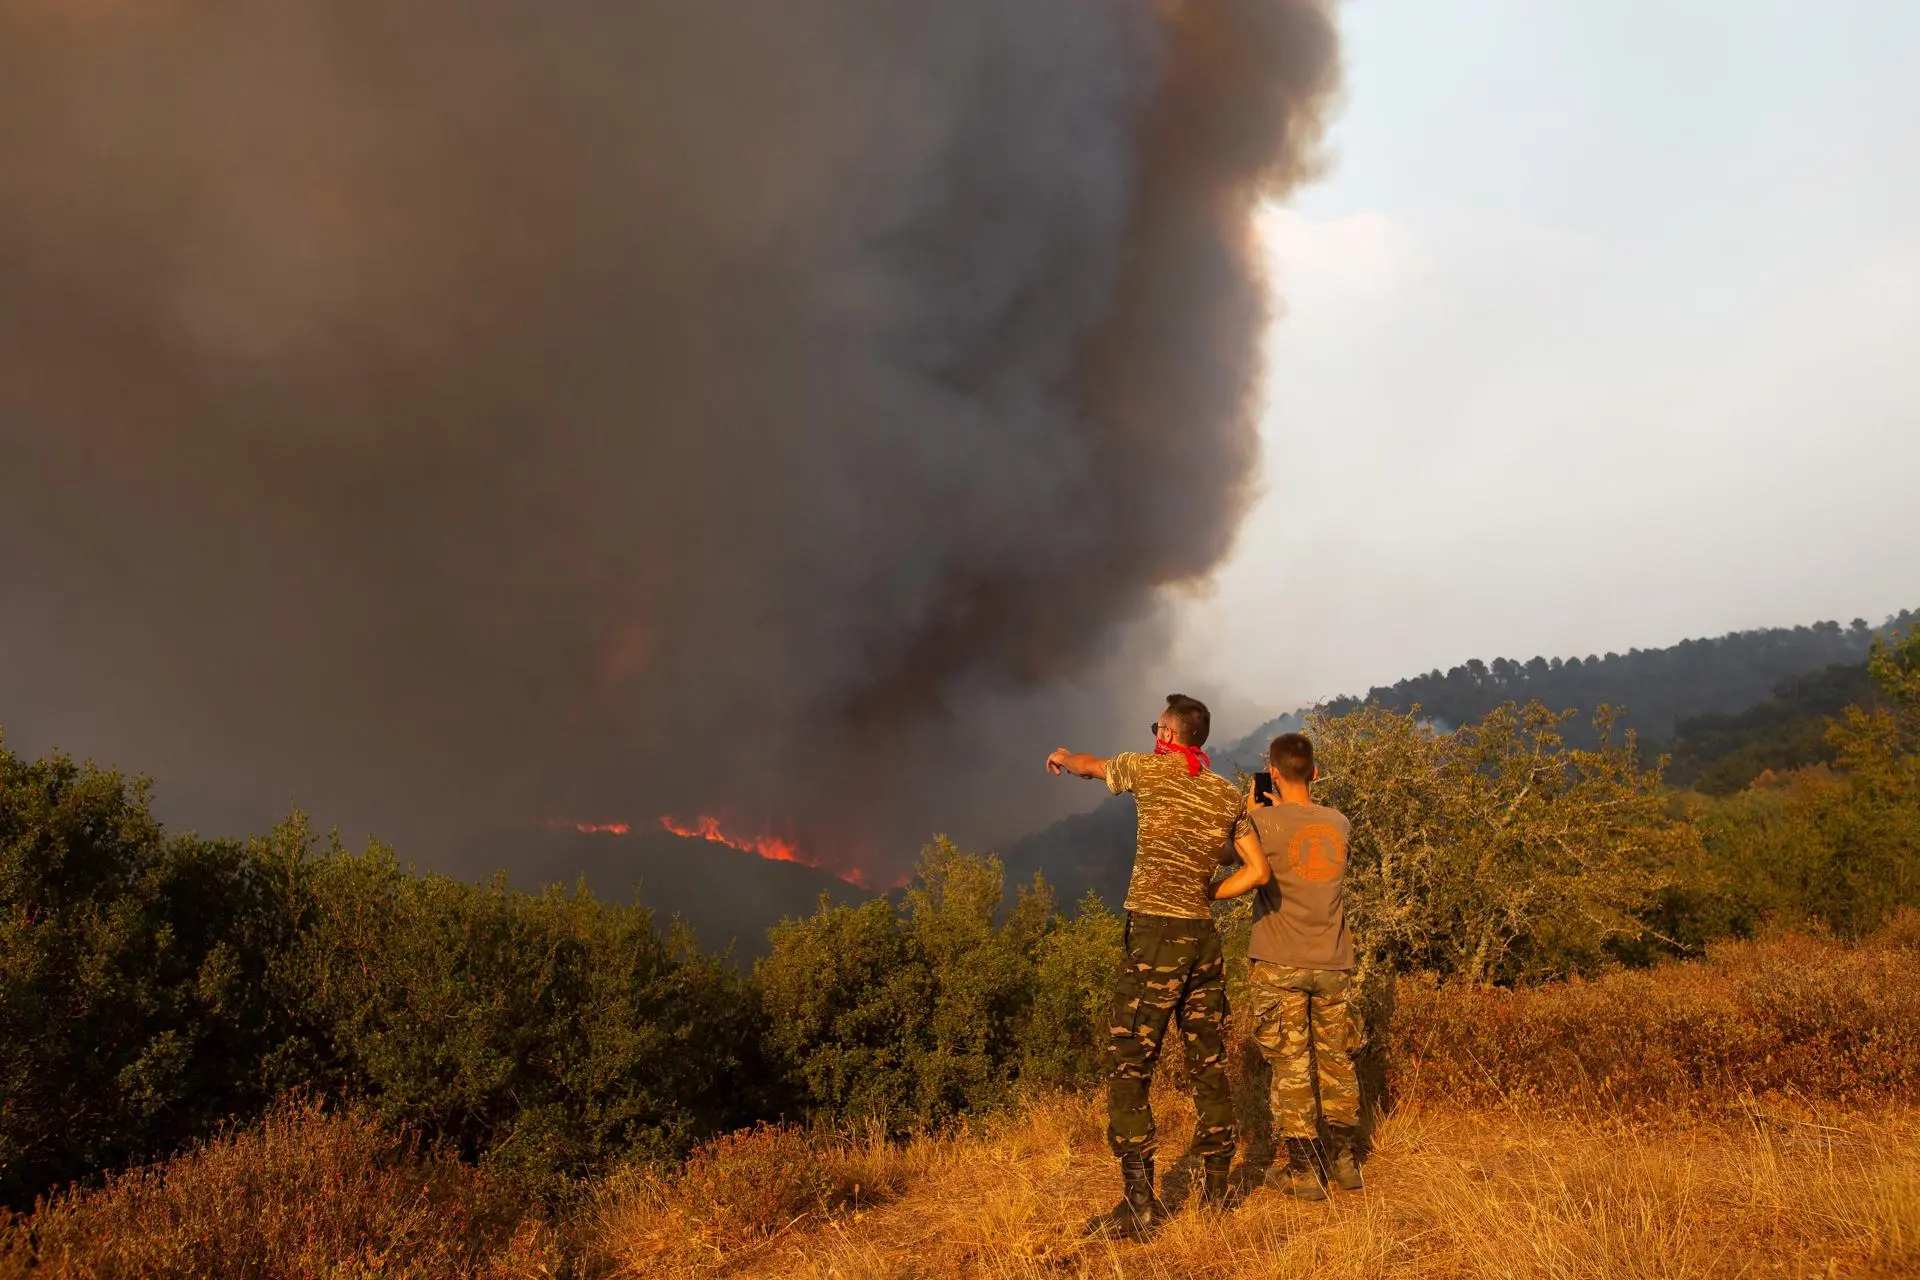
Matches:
[1047,748,1111,781]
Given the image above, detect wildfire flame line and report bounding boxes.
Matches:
[656,814,803,865]
[562,821,631,836]
[547,814,871,889]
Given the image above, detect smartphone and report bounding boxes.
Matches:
[1251,772,1276,806]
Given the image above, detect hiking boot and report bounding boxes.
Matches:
[1276,1137,1326,1201]
[1199,1152,1238,1210]
[1325,1124,1365,1192]
[1085,1153,1171,1241]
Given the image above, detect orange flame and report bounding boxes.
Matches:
[550,820,632,836]
[656,814,804,866]
[552,812,871,888]
[656,814,876,888]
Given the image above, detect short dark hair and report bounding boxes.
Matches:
[1163,694,1211,747]
[1268,732,1314,783]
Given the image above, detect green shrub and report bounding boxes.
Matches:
[293,843,777,1195]
[1665,623,1920,944]
[1022,893,1123,1087]
[1308,701,1697,983]
[1,735,778,1207]
[756,840,1111,1129]
[0,743,316,1207]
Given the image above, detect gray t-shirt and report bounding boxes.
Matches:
[1248,800,1353,970]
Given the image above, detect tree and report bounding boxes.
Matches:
[292,841,771,1193]
[1798,624,1920,932]
[0,742,310,1206]
[754,841,1111,1129]
[1681,624,1920,940]
[1306,702,1694,984]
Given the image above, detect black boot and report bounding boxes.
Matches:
[1277,1137,1326,1201]
[1086,1153,1170,1241]
[1325,1124,1365,1191]
[1199,1152,1237,1210]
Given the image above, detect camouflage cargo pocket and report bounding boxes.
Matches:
[1109,915,1152,1036]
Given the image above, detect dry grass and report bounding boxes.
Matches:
[594,924,1920,1279]
[593,1090,1920,1279]
[588,1122,918,1274]
[1392,918,1920,1113]
[7,926,1917,1278]
[0,1101,559,1280]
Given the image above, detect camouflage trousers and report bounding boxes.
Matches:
[1106,912,1235,1160]
[1247,961,1359,1139]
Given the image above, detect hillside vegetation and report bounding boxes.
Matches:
[1324,611,1915,746]
[2,622,1917,1275]
[6,923,1916,1278]
[1668,660,1881,794]
[1005,610,1917,909]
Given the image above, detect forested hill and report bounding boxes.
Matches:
[1666,661,1882,795]
[1001,608,1918,908]
[1322,612,1918,747]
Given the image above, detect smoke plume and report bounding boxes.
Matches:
[0,0,1341,875]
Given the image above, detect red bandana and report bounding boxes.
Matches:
[1153,738,1210,776]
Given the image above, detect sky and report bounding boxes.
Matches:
[1166,0,1920,739]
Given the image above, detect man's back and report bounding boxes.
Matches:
[1106,751,1249,920]
[1248,800,1352,969]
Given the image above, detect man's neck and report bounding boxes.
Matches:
[1275,782,1314,806]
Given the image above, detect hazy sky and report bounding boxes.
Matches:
[1166,0,1920,737]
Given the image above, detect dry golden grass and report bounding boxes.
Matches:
[0,1101,559,1280]
[595,1089,1920,1280]
[597,927,1920,1279]
[1392,919,1920,1114]
[7,926,1916,1278]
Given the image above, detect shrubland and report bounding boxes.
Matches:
[7,921,1916,1278]
[0,767,773,1206]
[0,625,1915,1273]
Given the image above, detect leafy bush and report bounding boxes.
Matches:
[293,841,778,1196]
[756,840,1112,1129]
[1670,623,1920,943]
[0,744,316,1207]
[1,737,777,1208]
[1022,893,1123,1087]
[1305,701,1696,984]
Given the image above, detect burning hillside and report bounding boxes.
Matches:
[550,814,876,889]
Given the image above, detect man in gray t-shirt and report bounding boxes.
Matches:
[1246,732,1364,1198]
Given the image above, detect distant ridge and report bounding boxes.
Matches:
[1324,611,1916,746]
[495,826,867,961]
[998,608,1918,910]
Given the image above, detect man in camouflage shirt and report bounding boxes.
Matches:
[1047,693,1270,1240]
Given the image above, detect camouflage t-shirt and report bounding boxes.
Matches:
[1106,751,1254,920]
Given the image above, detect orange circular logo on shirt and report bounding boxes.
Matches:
[1287,823,1345,884]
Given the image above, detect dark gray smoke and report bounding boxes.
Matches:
[0,0,1341,876]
